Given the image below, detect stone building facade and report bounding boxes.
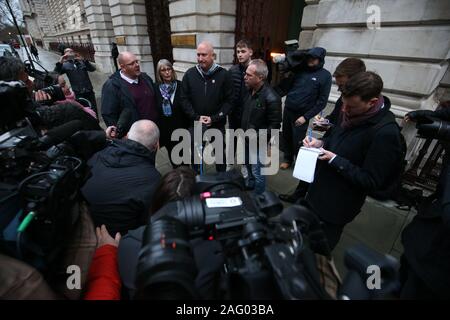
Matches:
[19,0,91,49]
[20,0,450,120]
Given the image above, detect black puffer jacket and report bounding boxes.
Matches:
[35,102,101,131]
[181,65,233,128]
[241,83,282,132]
[81,139,161,236]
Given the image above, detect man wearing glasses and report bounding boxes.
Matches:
[101,51,157,135]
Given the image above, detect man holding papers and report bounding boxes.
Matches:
[302,72,403,250]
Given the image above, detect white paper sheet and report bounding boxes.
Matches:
[292,147,322,183]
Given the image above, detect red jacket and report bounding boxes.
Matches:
[84,244,121,300]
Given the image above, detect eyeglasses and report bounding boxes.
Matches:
[160,68,173,73]
[125,60,140,67]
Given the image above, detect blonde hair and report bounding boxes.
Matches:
[156,59,177,83]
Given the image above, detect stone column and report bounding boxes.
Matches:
[299,0,450,115]
[108,0,154,78]
[84,0,116,73]
[169,0,237,77]
[298,0,450,153]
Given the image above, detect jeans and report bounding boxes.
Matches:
[245,139,266,194]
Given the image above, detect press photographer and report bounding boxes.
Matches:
[0,59,107,299]
[0,56,100,134]
[400,101,450,299]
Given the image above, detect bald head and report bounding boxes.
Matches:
[198,41,214,54]
[127,120,160,152]
[197,41,215,71]
[118,51,141,79]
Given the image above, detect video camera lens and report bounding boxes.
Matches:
[136,216,198,299]
[39,84,65,105]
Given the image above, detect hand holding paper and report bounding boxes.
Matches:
[293,147,323,183]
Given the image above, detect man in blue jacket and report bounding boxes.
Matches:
[276,47,332,170]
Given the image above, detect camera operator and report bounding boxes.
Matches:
[81,120,161,237]
[117,167,225,300]
[82,167,224,300]
[55,48,97,115]
[275,47,332,170]
[0,56,100,133]
[400,101,450,299]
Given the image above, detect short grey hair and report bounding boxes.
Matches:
[155,59,177,83]
[127,120,160,152]
[248,59,268,80]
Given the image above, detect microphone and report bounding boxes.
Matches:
[116,108,132,139]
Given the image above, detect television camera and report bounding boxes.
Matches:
[136,171,400,300]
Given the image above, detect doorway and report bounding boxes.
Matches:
[235,0,305,83]
[145,0,173,72]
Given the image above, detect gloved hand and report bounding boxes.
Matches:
[405,110,435,122]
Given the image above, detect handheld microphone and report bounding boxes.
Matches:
[116,108,132,139]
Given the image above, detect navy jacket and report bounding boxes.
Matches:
[81,139,161,236]
[305,97,403,225]
[101,71,156,130]
[276,47,332,120]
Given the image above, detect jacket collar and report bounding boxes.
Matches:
[120,71,139,84]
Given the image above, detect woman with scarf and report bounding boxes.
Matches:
[301,71,404,250]
[154,59,189,167]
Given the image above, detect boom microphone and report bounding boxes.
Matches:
[38,120,85,148]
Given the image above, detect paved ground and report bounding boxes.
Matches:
[34,47,416,278]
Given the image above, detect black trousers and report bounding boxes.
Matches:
[113,57,119,72]
[281,108,309,163]
[75,91,98,116]
[321,220,344,251]
[399,256,439,299]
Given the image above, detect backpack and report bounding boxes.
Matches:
[367,111,407,201]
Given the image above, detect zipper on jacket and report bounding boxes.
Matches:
[204,80,207,96]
